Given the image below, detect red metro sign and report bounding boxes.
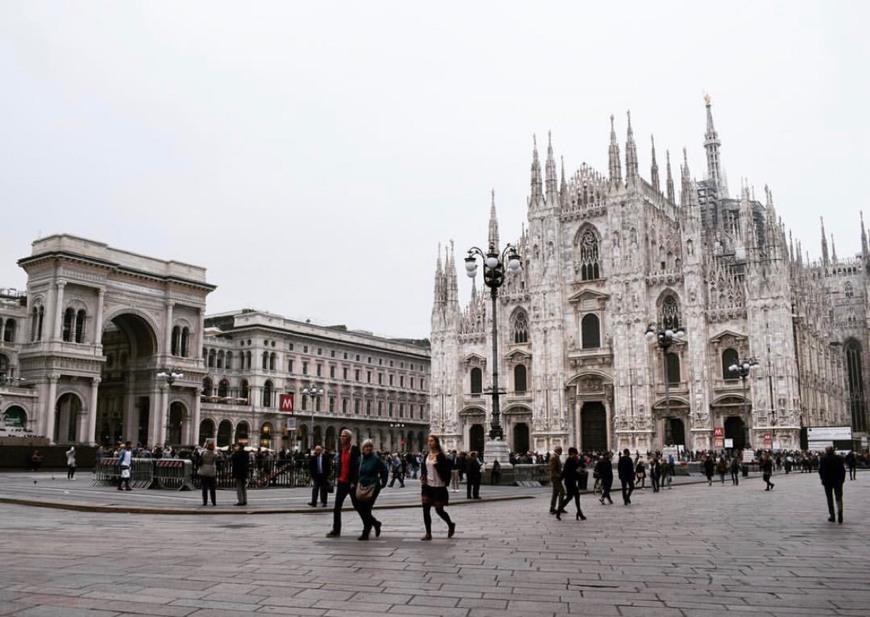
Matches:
[279,394,295,412]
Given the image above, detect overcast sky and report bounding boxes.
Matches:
[1,1,867,339]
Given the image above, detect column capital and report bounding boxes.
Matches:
[57,280,67,289]
[48,373,61,383]
[91,377,102,386]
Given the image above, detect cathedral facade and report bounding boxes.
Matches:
[430,100,867,456]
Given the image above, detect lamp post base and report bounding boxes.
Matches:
[483,438,512,468]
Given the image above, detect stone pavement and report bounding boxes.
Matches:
[0,471,867,616]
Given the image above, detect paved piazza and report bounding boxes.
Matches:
[0,472,867,617]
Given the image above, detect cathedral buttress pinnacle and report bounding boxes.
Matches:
[625,111,639,184]
[529,135,543,207]
[545,131,557,202]
[488,190,500,250]
[665,149,675,203]
[608,115,622,188]
[650,135,660,194]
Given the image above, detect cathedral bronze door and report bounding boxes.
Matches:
[724,416,747,450]
[664,417,686,446]
[580,402,607,452]
[469,424,485,455]
[512,423,530,454]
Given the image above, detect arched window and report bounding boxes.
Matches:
[722,348,739,380]
[581,314,601,349]
[845,339,867,432]
[75,309,86,343]
[245,351,252,370]
[217,351,224,369]
[3,319,15,343]
[181,327,190,357]
[512,310,529,344]
[666,352,681,385]
[470,367,482,395]
[207,349,216,368]
[262,351,269,370]
[30,305,44,342]
[0,354,8,375]
[514,364,528,393]
[660,294,681,330]
[225,352,233,370]
[62,308,75,342]
[845,282,854,299]
[263,380,273,407]
[240,379,249,402]
[171,326,180,356]
[269,352,276,371]
[217,379,229,398]
[579,229,601,281]
[202,377,213,397]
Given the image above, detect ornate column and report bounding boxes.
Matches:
[157,384,168,446]
[85,377,100,444]
[94,289,105,347]
[53,280,66,341]
[164,301,174,360]
[45,374,60,443]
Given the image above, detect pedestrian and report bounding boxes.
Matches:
[760,453,775,491]
[649,456,661,493]
[117,442,133,491]
[703,455,715,486]
[388,453,405,488]
[549,446,565,514]
[660,455,672,489]
[635,458,646,489]
[450,451,461,493]
[198,440,218,506]
[716,457,728,485]
[65,446,76,480]
[231,443,250,506]
[730,456,740,486]
[355,439,388,540]
[845,450,857,481]
[308,445,331,507]
[490,459,501,485]
[326,429,360,538]
[555,447,587,521]
[617,449,634,505]
[30,449,43,472]
[595,452,614,504]
[818,446,846,523]
[419,434,455,541]
[466,451,482,499]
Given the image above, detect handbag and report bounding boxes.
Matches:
[326,481,334,494]
[355,483,377,502]
[120,467,131,479]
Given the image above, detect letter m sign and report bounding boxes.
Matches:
[279,394,294,412]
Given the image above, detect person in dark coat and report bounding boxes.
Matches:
[703,455,715,486]
[465,451,482,499]
[617,449,634,505]
[420,434,455,541]
[595,452,614,504]
[326,429,360,538]
[555,447,587,521]
[354,439,388,540]
[308,445,331,507]
[818,446,846,523]
[231,443,250,506]
[760,453,775,490]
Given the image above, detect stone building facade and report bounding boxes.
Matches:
[431,100,866,456]
[0,235,430,451]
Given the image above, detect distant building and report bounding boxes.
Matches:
[0,235,430,451]
[431,100,866,455]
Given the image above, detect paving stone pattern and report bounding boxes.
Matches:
[0,471,867,616]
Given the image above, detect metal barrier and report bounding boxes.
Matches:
[152,459,194,491]
[513,464,549,486]
[92,458,154,490]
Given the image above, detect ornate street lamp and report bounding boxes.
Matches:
[465,243,522,441]
[157,368,184,445]
[302,383,323,451]
[728,357,758,448]
[645,324,686,445]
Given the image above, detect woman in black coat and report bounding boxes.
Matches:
[555,447,587,521]
[595,452,614,504]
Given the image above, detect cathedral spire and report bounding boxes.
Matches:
[559,155,568,204]
[862,211,868,257]
[820,217,829,266]
[680,147,692,206]
[625,111,639,184]
[703,93,726,196]
[650,135,660,194]
[545,131,557,201]
[608,115,622,188]
[665,149,675,203]
[530,134,543,206]
[831,234,838,263]
[488,190,500,250]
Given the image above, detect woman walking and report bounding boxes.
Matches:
[555,447,587,521]
[199,440,218,506]
[355,439,388,540]
[595,451,614,505]
[65,446,76,480]
[420,434,456,541]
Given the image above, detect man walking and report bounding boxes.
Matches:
[308,445,331,506]
[818,446,846,523]
[327,430,360,537]
[845,450,857,481]
[117,441,132,491]
[761,453,775,491]
[617,449,634,505]
[466,451,482,499]
[232,443,250,506]
[595,451,614,504]
[549,447,565,514]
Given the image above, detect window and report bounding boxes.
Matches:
[240,379,249,402]
[202,377,214,397]
[378,373,383,385]
[225,352,233,370]
[217,351,224,369]
[581,314,601,349]
[512,310,529,344]
[389,374,394,386]
[366,400,372,415]
[367,371,372,383]
[301,394,308,411]
[62,308,75,342]
[302,362,308,375]
[660,294,681,330]
[665,353,680,385]
[514,364,528,393]
[343,367,348,380]
[288,360,294,373]
[342,398,349,414]
[354,399,361,415]
[317,364,322,377]
[75,310,86,343]
[329,397,335,412]
[208,349,217,368]
[389,402,394,417]
[263,381,274,407]
[399,404,405,418]
[181,327,190,357]
[579,229,601,280]
[355,369,360,381]
[171,326,180,355]
[470,368,483,395]
[261,351,268,369]
[3,319,15,343]
[845,282,854,299]
[30,305,44,342]
[330,366,336,379]
[218,379,229,398]
[269,353,276,371]
[400,376,405,387]
[722,348,739,381]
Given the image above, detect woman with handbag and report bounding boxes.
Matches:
[198,440,218,507]
[354,439,388,540]
[419,434,456,541]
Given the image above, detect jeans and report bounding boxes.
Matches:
[620,478,634,503]
[332,481,357,534]
[235,477,248,505]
